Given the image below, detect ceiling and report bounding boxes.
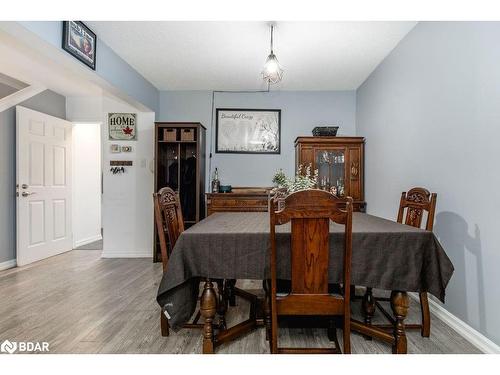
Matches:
[86,21,416,91]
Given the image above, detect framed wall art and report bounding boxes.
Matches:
[216,108,281,154]
[108,113,137,141]
[62,21,97,70]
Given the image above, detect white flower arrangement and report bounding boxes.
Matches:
[271,164,319,194]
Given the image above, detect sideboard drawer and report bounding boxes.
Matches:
[206,187,271,216]
[211,198,266,207]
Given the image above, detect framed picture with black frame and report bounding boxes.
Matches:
[215,108,281,154]
[62,21,97,70]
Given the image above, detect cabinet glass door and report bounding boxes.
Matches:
[316,149,346,196]
[158,143,179,191]
[179,143,197,222]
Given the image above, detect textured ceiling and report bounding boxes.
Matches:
[86,21,416,91]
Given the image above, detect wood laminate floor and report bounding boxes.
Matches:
[74,239,103,250]
[0,250,480,354]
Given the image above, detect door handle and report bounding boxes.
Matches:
[21,184,29,189]
[21,192,36,197]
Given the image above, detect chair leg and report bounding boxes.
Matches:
[160,309,170,337]
[327,319,337,342]
[263,281,272,343]
[361,287,375,340]
[216,280,227,330]
[226,279,237,306]
[419,292,431,337]
[270,304,278,354]
[343,316,351,354]
[271,327,278,354]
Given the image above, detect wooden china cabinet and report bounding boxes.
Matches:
[295,136,365,212]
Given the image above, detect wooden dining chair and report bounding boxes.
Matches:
[154,187,184,273]
[268,189,353,354]
[367,187,437,338]
[153,187,204,336]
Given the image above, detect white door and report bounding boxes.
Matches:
[16,106,73,266]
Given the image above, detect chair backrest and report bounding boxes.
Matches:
[397,187,437,231]
[270,189,353,301]
[153,187,185,271]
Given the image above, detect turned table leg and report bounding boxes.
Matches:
[200,279,217,354]
[362,287,375,340]
[391,291,409,354]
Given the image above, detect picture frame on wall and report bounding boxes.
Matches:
[216,108,281,154]
[108,113,137,141]
[62,21,97,70]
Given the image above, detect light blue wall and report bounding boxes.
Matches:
[0,90,66,263]
[18,21,159,114]
[159,90,356,187]
[357,21,500,346]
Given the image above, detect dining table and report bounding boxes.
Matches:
[156,211,454,354]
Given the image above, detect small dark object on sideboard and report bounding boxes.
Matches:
[312,126,339,136]
[219,185,232,193]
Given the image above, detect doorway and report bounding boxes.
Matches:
[72,122,102,252]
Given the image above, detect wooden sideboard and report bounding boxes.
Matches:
[295,136,366,212]
[206,187,271,216]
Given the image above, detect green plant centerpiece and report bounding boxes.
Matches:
[272,168,287,188]
[271,164,319,195]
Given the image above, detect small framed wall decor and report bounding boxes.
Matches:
[216,108,281,154]
[110,144,121,153]
[62,21,97,70]
[108,113,137,141]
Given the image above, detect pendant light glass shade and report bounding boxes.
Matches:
[262,25,283,84]
[262,53,283,84]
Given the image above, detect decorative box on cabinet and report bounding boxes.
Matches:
[153,122,206,262]
[206,187,271,216]
[295,136,366,212]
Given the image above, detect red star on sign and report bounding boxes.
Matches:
[122,126,133,135]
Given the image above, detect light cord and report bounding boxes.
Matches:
[208,86,271,182]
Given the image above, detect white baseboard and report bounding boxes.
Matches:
[0,259,17,271]
[101,251,151,259]
[73,234,102,249]
[409,292,500,353]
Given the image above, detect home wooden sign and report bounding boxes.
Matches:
[108,113,137,140]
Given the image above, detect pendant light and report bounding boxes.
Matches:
[262,24,284,84]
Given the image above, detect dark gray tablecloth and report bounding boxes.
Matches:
[157,212,454,329]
